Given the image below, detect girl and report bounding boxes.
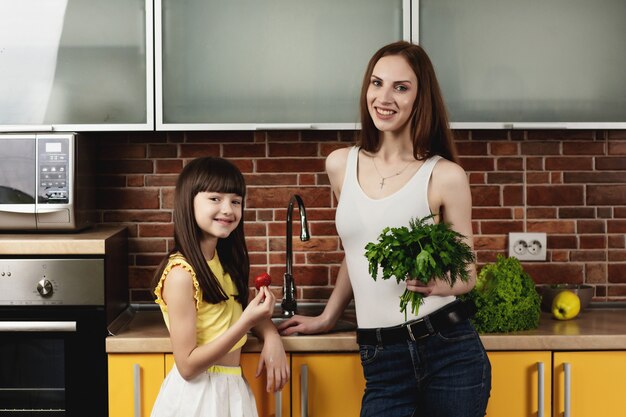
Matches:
[279,41,491,417]
[151,157,289,417]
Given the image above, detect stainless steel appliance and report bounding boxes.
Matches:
[0,258,115,417]
[0,133,95,231]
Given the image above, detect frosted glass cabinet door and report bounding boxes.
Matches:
[157,0,409,130]
[418,0,626,129]
[0,0,153,131]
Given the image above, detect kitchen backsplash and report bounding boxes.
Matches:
[91,129,626,303]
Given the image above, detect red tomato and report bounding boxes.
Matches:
[254,272,272,290]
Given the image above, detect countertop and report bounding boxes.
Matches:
[106,306,626,353]
[0,225,127,255]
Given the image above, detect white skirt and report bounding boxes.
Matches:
[150,364,258,417]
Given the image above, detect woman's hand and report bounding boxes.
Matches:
[240,287,275,328]
[256,333,290,392]
[276,314,332,336]
[405,278,450,297]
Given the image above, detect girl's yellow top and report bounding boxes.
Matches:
[154,252,247,352]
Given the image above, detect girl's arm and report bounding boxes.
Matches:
[164,266,274,380]
[251,320,290,392]
[406,160,477,296]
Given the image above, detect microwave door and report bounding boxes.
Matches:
[0,137,37,229]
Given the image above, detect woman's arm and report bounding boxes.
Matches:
[406,159,476,296]
[164,266,274,380]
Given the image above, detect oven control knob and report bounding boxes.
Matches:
[37,279,53,297]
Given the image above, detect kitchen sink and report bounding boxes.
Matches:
[270,303,357,334]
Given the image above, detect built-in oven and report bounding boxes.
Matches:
[0,259,108,417]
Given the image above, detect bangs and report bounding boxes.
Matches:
[190,158,246,197]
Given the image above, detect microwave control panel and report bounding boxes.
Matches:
[37,138,69,204]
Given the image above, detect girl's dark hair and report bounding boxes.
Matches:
[153,157,249,306]
[358,41,459,163]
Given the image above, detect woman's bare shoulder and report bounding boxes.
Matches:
[325,146,352,174]
[432,157,469,186]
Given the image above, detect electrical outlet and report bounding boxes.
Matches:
[508,232,547,261]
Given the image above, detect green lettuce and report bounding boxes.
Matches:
[464,255,541,333]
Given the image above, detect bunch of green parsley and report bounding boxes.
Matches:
[364,214,475,317]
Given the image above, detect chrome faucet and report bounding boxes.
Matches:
[281,194,310,317]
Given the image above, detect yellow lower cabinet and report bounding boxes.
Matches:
[553,351,626,417]
[291,353,365,417]
[241,353,291,417]
[108,353,166,417]
[486,351,552,417]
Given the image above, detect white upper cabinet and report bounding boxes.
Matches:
[156,0,411,130]
[417,0,626,129]
[0,0,153,132]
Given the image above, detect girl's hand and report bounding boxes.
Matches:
[257,334,290,392]
[241,287,275,328]
[276,314,332,336]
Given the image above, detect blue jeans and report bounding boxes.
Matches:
[359,320,491,417]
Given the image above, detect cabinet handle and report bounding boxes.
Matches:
[133,363,141,417]
[274,390,282,417]
[254,124,313,130]
[0,321,76,332]
[301,364,309,417]
[563,362,571,417]
[537,362,544,417]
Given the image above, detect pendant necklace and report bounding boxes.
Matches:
[371,155,414,189]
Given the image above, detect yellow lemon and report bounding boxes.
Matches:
[551,290,581,320]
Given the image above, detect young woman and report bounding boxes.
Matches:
[278,41,491,417]
[151,157,289,417]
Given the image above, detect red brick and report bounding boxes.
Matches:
[559,207,595,218]
[459,157,495,172]
[269,143,319,157]
[527,208,557,219]
[472,208,513,219]
[471,130,508,141]
[564,172,626,183]
[474,236,507,250]
[526,130,593,141]
[521,142,560,155]
[148,144,178,158]
[156,159,183,174]
[138,223,174,238]
[526,172,550,184]
[577,220,606,234]
[309,222,338,236]
[609,250,626,261]
[550,172,562,184]
[608,264,626,283]
[222,143,266,158]
[307,252,344,264]
[99,144,147,159]
[320,142,351,157]
[608,141,626,155]
[527,221,576,234]
[608,220,626,233]
[127,175,144,187]
[97,189,160,209]
[145,174,178,187]
[487,172,524,184]
[545,157,593,171]
[129,238,168,253]
[480,221,524,234]
[299,174,316,185]
[186,131,254,143]
[587,185,626,205]
[103,210,171,223]
[522,263,584,285]
[527,186,584,206]
[585,263,606,284]
[257,158,325,173]
[490,142,519,156]
[548,235,578,249]
[129,267,155,288]
[245,174,298,186]
[503,185,524,206]
[496,157,524,171]
[563,142,605,155]
[608,235,626,249]
[550,250,569,262]
[97,160,154,174]
[570,251,606,261]
[178,144,221,158]
[246,187,330,209]
[456,142,488,156]
[579,235,607,249]
[596,157,626,170]
[471,186,500,206]
[469,173,486,184]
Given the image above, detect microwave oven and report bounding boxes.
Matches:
[0,133,95,231]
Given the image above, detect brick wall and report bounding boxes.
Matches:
[92,129,626,304]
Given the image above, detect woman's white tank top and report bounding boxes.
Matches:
[336,146,455,328]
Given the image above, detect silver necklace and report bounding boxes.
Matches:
[371,155,414,189]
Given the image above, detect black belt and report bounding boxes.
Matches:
[356,299,477,345]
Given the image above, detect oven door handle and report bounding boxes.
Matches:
[0,321,77,332]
